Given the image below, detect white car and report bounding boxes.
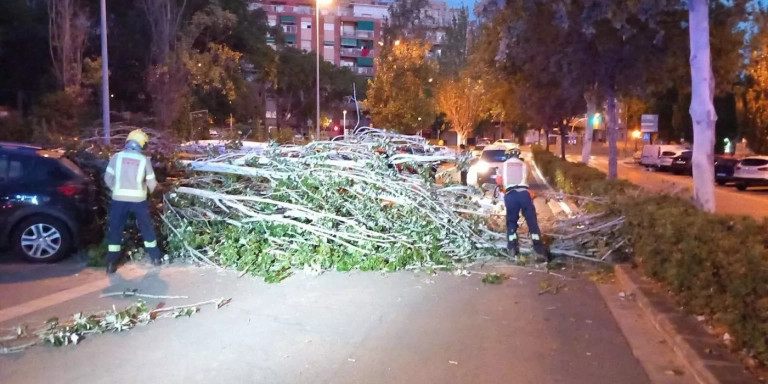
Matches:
[733,156,768,191]
[430,145,457,158]
[657,149,689,171]
[467,145,510,187]
[493,139,516,148]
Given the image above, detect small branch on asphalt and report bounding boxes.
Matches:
[99,290,190,299]
[151,298,232,317]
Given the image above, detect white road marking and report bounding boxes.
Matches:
[0,265,146,324]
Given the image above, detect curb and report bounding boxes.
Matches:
[614,264,758,384]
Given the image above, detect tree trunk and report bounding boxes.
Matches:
[606,89,618,180]
[689,0,717,212]
[582,86,598,164]
[559,122,567,160]
[544,127,551,152]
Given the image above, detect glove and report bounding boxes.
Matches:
[529,190,536,199]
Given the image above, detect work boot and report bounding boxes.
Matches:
[151,258,163,267]
[106,262,118,274]
[507,241,520,260]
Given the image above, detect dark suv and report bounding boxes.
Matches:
[0,143,95,262]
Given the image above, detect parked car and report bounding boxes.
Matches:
[670,150,692,175]
[657,148,690,171]
[467,145,510,187]
[714,157,739,185]
[0,142,95,262]
[429,145,457,158]
[639,144,689,168]
[493,139,516,148]
[732,156,768,190]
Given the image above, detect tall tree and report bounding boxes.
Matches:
[689,0,717,211]
[141,0,188,130]
[366,39,436,133]
[48,0,88,89]
[437,7,469,78]
[435,72,485,144]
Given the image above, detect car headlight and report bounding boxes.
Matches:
[473,161,490,173]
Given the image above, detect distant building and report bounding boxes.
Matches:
[249,0,460,134]
[250,0,460,77]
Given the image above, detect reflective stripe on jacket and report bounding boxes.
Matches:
[104,151,157,202]
[498,158,528,190]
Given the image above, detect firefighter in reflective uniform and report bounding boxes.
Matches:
[495,147,546,261]
[103,129,162,273]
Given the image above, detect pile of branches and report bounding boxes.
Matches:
[163,128,506,281]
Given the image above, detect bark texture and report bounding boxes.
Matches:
[689,0,717,212]
[606,90,619,180]
[582,86,598,164]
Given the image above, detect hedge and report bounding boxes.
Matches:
[532,147,768,365]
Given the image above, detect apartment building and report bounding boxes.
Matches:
[249,0,387,77]
[249,0,460,77]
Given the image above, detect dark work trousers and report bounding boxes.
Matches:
[460,170,468,185]
[504,188,545,254]
[106,200,162,263]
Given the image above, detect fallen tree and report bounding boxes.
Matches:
[163,128,508,281]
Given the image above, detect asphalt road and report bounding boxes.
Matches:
[0,263,654,384]
[568,154,768,219]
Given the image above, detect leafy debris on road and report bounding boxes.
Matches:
[482,273,510,284]
[538,280,567,295]
[0,297,230,353]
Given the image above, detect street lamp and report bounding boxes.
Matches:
[100,0,110,144]
[316,0,332,141]
[631,129,642,151]
[342,110,347,134]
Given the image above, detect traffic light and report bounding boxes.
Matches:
[333,125,340,132]
[591,113,601,126]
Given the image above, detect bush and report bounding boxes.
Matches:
[532,146,768,365]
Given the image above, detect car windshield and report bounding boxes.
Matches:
[474,145,486,151]
[740,158,768,167]
[661,151,678,157]
[481,150,508,162]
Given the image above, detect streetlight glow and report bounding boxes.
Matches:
[394,40,401,46]
[631,130,642,139]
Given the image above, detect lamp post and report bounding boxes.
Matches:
[632,129,642,151]
[100,0,110,144]
[342,109,347,134]
[315,0,332,141]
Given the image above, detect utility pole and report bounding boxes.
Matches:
[100,0,110,144]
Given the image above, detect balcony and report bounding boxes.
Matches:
[355,66,375,76]
[341,29,375,40]
[340,47,374,57]
[282,25,298,33]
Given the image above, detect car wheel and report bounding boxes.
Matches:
[13,216,72,263]
[736,183,748,191]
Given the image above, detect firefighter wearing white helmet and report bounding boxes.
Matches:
[495,146,546,261]
[103,129,163,273]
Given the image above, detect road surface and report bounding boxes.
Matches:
[568,154,768,219]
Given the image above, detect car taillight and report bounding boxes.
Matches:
[735,166,742,170]
[57,183,84,196]
[759,167,768,171]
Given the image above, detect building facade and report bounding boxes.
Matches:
[249,0,460,77]
[250,0,389,77]
[248,0,460,134]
